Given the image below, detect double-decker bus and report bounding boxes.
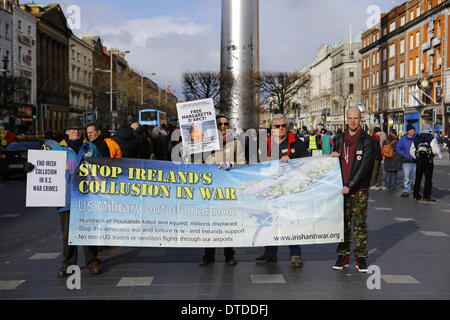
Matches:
[138,108,168,127]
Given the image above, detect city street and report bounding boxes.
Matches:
[0,156,450,300]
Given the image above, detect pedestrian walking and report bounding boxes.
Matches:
[199,115,246,266]
[306,129,322,157]
[370,127,384,190]
[395,125,417,198]
[151,127,170,161]
[321,130,333,156]
[112,120,140,159]
[331,107,377,273]
[383,130,401,192]
[255,115,309,268]
[52,118,103,277]
[131,122,153,159]
[411,129,442,202]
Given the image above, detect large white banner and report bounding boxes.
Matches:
[68,157,344,248]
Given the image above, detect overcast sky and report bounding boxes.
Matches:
[33,0,399,97]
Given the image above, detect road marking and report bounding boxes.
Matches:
[421,231,449,237]
[116,277,154,287]
[251,274,286,284]
[0,280,25,290]
[0,214,21,218]
[368,248,381,255]
[374,207,394,211]
[368,200,376,203]
[395,218,416,222]
[29,253,61,260]
[442,210,450,213]
[382,275,420,284]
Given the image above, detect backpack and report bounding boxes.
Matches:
[415,141,433,162]
[381,142,396,159]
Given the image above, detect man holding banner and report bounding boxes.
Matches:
[331,107,377,273]
[52,118,103,277]
[255,115,309,268]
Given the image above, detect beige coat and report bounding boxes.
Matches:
[204,139,246,166]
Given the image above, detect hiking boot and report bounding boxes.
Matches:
[290,257,303,268]
[199,257,215,266]
[225,258,237,266]
[355,256,368,273]
[401,192,409,198]
[255,255,277,264]
[413,194,423,201]
[332,254,350,270]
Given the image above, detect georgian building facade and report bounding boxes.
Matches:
[28,3,71,133]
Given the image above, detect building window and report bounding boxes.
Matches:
[409,34,414,49]
[382,68,387,83]
[400,62,405,78]
[415,32,420,48]
[5,23,9,39]
[28,25,31,35]
[349,83,354,94]
[400,86,406,107]
[18,20,21,31]
[389,65,395,81]
[18,46,22,64]
[401,16,406,27]
[389,44,396,58]
[400,39,405,54]
[390,89,397,109]
[349,68,354,77]
[383,48,387,61]
[415,56,419,75]
[389,21,396,33]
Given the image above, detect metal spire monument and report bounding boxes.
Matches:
[220,0,260,130]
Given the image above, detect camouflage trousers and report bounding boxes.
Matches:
[336,190,369,257]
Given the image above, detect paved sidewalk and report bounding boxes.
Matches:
[0,159,450,300]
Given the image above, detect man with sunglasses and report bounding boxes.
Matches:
[255,115,309,268]
[199,115,246,266]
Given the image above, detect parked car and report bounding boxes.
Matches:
[0,139,57,180]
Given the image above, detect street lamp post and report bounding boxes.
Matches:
[96,49,130,130]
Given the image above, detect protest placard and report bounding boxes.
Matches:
[176,98,220,155]
[26,150,67,207]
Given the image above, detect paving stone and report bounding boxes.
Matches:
[116,277,154,287]
[250,274,286,284]
[0,280,25,290]
[28,253,60,260]
[381,275,421,284]
[420,231,449,237]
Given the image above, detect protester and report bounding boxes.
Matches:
[112,120,140,159]
[255,114,309,268]
[410,128,442,202]
[370,127,385,190]
[86,123,122,158]
[321,129,333,156]
[395,125,417,198]
[199,114,246,266]
[151,127,170,161]
[331,107,377,273]
[131,122,153,159]
[383,130,401,192]
[305,129,322,157]
[52,118,102,277]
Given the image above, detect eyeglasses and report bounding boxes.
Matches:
[273,124,287,129]
[217,122,229,127]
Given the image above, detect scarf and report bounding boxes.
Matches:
[341,128,361,186]
[65,136,84,154]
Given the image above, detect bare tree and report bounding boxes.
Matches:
[257,72,311,116]
[332,72,353,127]
[182,72,221,106]
[0,76,30,111]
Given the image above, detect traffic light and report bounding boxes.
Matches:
[32,106,37,120]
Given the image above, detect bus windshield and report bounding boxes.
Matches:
[141,111,157,122]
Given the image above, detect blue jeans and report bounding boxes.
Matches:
[263,245,302,258]
[384,171,397,191]
[402,163,416,193]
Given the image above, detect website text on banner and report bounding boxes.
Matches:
[69,157,344,248]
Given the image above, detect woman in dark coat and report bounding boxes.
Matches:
[384,130,402,192]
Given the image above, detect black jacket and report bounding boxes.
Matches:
[333,130,377,191]
[152,133,170,161]
[134,126,153,159]
[113,127,140,159]
[267,132,309,160]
